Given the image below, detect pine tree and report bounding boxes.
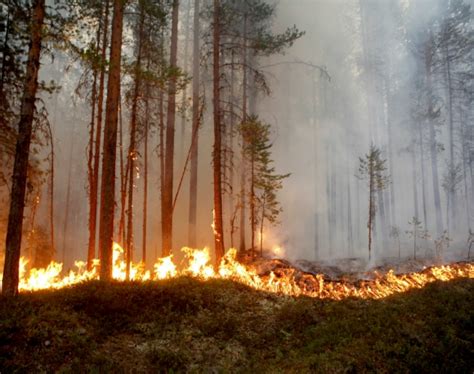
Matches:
[240,116,289,254]
[357,145,390,260]
[406,217,430,260]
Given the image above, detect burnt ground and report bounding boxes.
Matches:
[1,277,473,373]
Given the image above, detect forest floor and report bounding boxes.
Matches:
[1,277,473,373]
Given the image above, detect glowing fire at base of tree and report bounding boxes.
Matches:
[1,243,472,299]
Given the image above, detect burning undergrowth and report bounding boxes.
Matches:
[2,243,473,300]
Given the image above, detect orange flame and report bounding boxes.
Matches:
[2,243,473,299]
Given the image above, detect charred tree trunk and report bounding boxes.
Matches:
[188,0,200,248]
[2,0,45,296]
[212,0,225,265]
[98,0,125,280]
[162,0,179,257]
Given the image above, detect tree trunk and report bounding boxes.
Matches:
[212,0,225,265]
[188,0,200,248]
[368,167,373,260]
[118,100,127,245]
[325,143,332,252]
[142,80,150,263]
[46,122,55,258]
[356,178,361,250]
[444,44,455,231]
[0,3,11,92]
[418,122,428,228]
[330,150,337,251]
[239,11,248,253]
[98,0,125,280]
[250,151,255,250]
[62,127,75,264]
[162,0,179,257]
[414,225,417,260]
[376,189,386,249]
[159,87,165,246]
[347,169,353,256]
[88,0,110,268]
[425,35,443,236]
[312,72,319,259]
[460,112,471,230]
[2,0,45,296]
[227,50,236,248]
[384,75,396,227]
[411,140,420,221]
[179,0,192,168]
[125,7,145,280]
[87,26,100,267]
[260,199,265,256]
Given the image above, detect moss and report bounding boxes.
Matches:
[0,277,473,372]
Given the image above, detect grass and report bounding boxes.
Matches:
[0,277,473,373]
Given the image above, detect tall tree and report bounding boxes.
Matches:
[188,0,200,248]
[125,2,146,279]
[2,0,46,296]
[212,0,225,265]
[88,0,110,269]
[98,0,125,280]
[162,0,179,257]
[357,145,390,260]
[240,116,288,254]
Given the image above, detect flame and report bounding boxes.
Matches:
[1,242,473,299]
[183,247,215,279]
[153,255,177,279]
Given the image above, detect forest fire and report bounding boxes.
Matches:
[4,243,473,299]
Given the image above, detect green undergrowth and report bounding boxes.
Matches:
[1,277,473,373]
